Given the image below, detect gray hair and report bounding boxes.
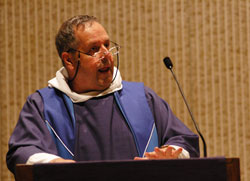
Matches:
[55,15,98,60]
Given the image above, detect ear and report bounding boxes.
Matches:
[61,52,73,67]
[61,52,77,79]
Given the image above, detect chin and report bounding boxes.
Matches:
[98,79,112,90]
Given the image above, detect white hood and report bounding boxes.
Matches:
[48,67,123,103]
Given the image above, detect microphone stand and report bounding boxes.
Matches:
[163,57,207,157]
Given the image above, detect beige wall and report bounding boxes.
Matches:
[1,0,249,180]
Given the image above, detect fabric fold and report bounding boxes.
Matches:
[48,67,123,103]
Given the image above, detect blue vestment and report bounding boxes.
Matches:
[6,81,200,174]
[38,81,158,159]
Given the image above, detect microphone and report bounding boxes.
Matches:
[163,57,207,157]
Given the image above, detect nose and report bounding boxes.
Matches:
[101,57,108,64]
[98,47,111,60]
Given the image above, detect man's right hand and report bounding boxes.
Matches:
[50,158,75,163]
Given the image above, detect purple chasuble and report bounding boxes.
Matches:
[73,94,138,160]
[6,85,200,174]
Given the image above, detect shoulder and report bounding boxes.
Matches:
[19,89,47,121]
[121,80,144,88]
[121,81,161,100]
[26,87,55,102]
[121,81,167,106]
[23,87,59,113]
[27,91,43,104]
[36,87,65,102]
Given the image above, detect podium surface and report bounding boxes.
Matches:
[15,157,240,181]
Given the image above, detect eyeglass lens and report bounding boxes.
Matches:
[93,46,119,59]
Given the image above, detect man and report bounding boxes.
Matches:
[6,15,199,174]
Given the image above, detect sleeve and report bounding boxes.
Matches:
[144,86,200,157]
[6,92,59,174]
[26,153,60,164]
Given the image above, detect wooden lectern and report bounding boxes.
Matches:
[15,157,240,181]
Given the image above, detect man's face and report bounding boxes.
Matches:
[71,22,114,93]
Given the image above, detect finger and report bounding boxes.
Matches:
[164,146,176,157]
[50,158,75,163]
[154,147,166,157]
[134,157,149,160]
[172,148,183,158]
[159,146,177,158]
[145,151,157,157]
[145,152,158,159]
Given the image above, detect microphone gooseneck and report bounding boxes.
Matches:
[163,57,207,157]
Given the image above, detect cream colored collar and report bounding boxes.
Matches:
[48,67,123,103]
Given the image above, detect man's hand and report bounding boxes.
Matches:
[50,158,76,163]
[134,146,182,160]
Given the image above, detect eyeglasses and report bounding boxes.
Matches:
[66,41,120,83]
[67,41,120,60]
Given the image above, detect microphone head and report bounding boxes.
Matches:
[163,57,173,69]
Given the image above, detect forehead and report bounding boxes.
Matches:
[74,22,109,47]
